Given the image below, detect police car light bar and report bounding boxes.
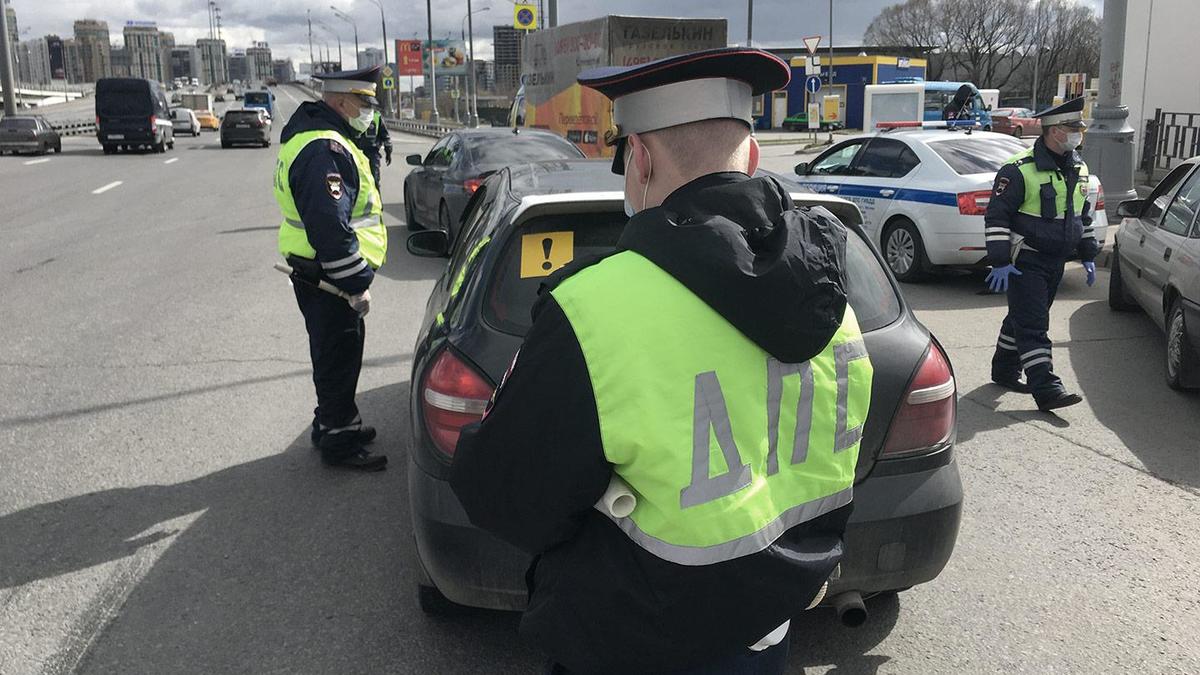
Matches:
[876,120,981,130]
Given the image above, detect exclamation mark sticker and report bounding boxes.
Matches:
[541,238,554,270]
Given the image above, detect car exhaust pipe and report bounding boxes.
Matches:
[831,591,867,627]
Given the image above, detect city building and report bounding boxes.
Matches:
[197,38,228,85]
[473,59,495,93]
[110,46,131,78]
[228,50,250,82]
[45,34,66,80]
[124,22,164,81]
[492,25,523,94]
[160,31,175,80]
[170,46,202,82]
[5,1,17,53]
[73,19,112,82]
[272,59,294,83]
[17,37,52,84]
[358,47,385,69]
[62,39,85,84]
[247,42,272,83]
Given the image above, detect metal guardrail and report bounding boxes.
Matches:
[51,120,96,137]
[384,118,460,138]
[1142,108,1200,181]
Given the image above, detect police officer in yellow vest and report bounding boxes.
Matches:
[275,65,388,471]
[449,49,873,674]
[984,97,1098,412]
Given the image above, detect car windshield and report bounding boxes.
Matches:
[244,92,269,106]
[1,118,36,130]
[927,135,1027,175]
[467,135,584,172]
[483,210,901,336]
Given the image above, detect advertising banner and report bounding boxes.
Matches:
[423,39,469,77]
[395,39,423,76]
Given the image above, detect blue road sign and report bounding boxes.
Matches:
[806,76,822,94]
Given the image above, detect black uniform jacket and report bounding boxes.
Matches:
[280,101,374,295]
[984,136,1098,268]
[450,172,854,674]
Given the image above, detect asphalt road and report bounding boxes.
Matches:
[1,93,1197,674]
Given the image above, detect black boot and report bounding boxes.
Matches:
[312,424,377,447]
[318,434,387,472]
[991,373,1032,393]
[1036,392,1083,412]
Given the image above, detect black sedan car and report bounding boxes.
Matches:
[404,160,963,620]
[403,128,585,244]
[1110,156,1200,389]
[0,115,62,155]
[220,109,272,148]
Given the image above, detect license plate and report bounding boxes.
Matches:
[108,134,125,139]
[236,124,250,128]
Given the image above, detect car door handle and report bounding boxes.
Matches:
[1164,247,1172,262]
[879,189,895,197]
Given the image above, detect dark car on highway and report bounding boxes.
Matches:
[0,115,61,155]
[403,159,963,623]
[96,77,175,154]
[220,109,272,148]
[403,128,585,244]
[1110,156,1200,390]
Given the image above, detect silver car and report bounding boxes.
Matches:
[170,108,201,137]
[1110,156,1200,389]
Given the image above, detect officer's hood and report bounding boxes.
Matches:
[618,172,848,364]
[280,100,359,145]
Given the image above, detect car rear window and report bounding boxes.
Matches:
[224,111,259,121]
[244,92,270,106]
[483,212,901,336]
[467,136,584,172]
[97,84,151,116]
[1,118,36,130]
[928,136,1027,175]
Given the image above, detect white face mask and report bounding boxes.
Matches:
[348,106,374,134]
[1063,131,1083,151]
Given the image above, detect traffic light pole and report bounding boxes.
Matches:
[1080,0,1136,220]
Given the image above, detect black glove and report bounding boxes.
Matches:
[385,147,393,166]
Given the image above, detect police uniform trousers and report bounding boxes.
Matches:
[543,635,789,675]
[293,278,365,452]
[991,249,1067,402]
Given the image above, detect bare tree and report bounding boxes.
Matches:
[863,0,949,80]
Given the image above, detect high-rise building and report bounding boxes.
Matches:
[473,59,495,93]
[492,25,523,94]
[247,42,271,83]
[110,47,131,78]
[228,50,250,82]
[159,31,175,80]
[45,34,66,80]
[73,19,112,82]
[62,39,85,83]
[358,47,385,69]
[18,37,52,84]
[124,22,164,81]
[272,59,295,83]
[197,38,228,85]
[170,46,202,82]
[5,2,18,53]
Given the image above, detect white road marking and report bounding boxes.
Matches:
[24,158,51,165]
[280,86,301,106]
[91,181,123,195]
[164,157,179,164]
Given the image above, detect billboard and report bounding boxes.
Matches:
[396,39,423,76]
[423,39,469,77]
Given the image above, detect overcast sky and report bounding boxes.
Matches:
[7,0,1103,69]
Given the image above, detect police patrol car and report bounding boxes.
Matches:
[792,121,1108,281]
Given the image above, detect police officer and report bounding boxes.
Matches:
[449,48,873,674]
[985,97,1098,411]
[355,108,392,187]
[275,66,389,471]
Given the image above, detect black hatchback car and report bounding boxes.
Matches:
[220,109,272,148]
[403,128,585,244]
[404,160,963,619]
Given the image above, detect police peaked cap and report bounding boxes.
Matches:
[315,64,382,107]
[578,48,791,174]
[1035,97,1088,128]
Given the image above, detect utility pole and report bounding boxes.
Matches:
[331,6,359,69]
[307,10,315,78]
[548,0,557,28]
[426,0,439,124]
[0,0,16,116]
[1081,0,1137,219]
[746,0,753,47]
[828,0,835,143]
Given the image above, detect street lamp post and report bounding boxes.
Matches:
[0,1,16,116]
[462,4,490,127]
[317,21,342,70]
[1080,0,1137,219]
[364,0,392,116]
[425,0,439,124]
[331,6,360,69]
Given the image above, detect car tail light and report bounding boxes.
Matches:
[1095,183,1105,211]
[881,341,956,457]
[464,178,483,194]
[95,115,100,126]
[957,190,991,216]
[421,348,494,457]
[149,115,156,130]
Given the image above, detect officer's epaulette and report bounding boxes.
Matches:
[1014,155,1036,166]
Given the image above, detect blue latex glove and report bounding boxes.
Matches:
[1083,261,1096,287]
[985,264,1022,293]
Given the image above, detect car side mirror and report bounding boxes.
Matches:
[1116,199,1146,219]
[794,162,809,176]
[407,230,450,257]
[986,104,993,111]
[406,154,423,166]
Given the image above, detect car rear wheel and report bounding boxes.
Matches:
[1165,299,1199,391]
[221,140,231,149]
[154,135,165,153]
[1012,125,1022,137]
[54,142,62,153]
[1108,249,1139,311]
[417,583,462,616]
[883,218,929,283]
[38,142,48,156]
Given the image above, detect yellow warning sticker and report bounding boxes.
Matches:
[519,231,574,278]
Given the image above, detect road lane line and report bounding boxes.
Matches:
[24,158,51,165]
[280,86,301,105]
[91,181,123,195]
[164,157,179,164]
